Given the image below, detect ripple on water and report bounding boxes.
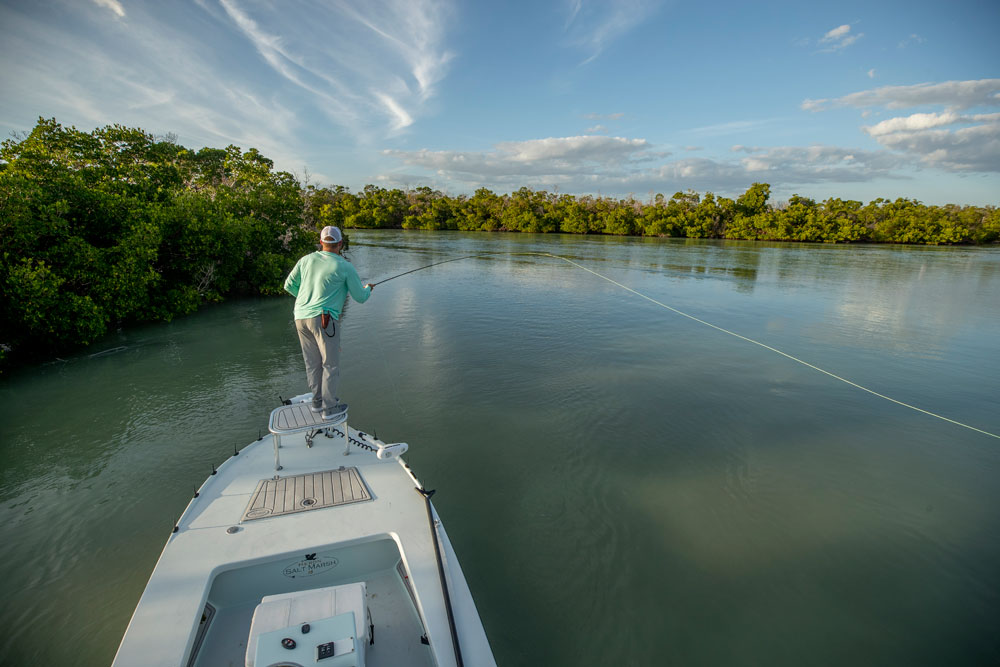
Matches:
[2,232,1000,666]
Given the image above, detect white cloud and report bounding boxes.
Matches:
[92,0,125,18]
[586,124,608,133]
[868,69,876,79]
[384,135,652,185]
[336,0,454,102]
[218,0,309,90]
[583,112,625,120]
[820,24,850,43]
[862,112,1000,172]
[0,2,305,170]
[803,80,1000,173]
[2,0,456,161]
[816,23,862,52]
[375,92,414,130]
[564,0,661,64]
[863,111,992,136]
[215,0,454,136]
[500,135,648,162]
[730,144,902,182]
[803,78,1000,112]
[381,133,905,197]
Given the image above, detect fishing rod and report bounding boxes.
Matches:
[370,250,564,286]
[370,253,488,286]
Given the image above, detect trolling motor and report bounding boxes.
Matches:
[279,394,408,458]
[358,432,409,460]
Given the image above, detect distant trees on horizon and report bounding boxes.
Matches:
[2,117,998,369]
[303,182,999,245]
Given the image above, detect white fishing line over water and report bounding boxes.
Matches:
[541,252,1000,441]
[373,248,999,441]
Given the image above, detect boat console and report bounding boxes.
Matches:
[247,583,370,667]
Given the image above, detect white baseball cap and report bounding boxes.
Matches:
[320,226,343,244]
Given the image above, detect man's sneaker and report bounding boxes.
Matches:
[322,402,349,420]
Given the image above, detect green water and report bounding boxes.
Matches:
[2,231,999,666]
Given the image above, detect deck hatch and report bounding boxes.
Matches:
[242,467,371,521]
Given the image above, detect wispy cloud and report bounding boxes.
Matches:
[802,79,1000,112]
[688,119,779,137]
[816,23,863,52]
[586,124,608,133]
[868,68,876,79]
[898,33,926,49]
[820,24,850,43]
[92,0,125,18]
[215,0,455,135]
[583,112,625,120]
[375,93,415,130]
[564,0,660,64]
[0,2,303,168]
[335,0,454,102]
[217,0,317,94]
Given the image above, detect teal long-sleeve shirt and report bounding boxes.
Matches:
[284,251,371,320]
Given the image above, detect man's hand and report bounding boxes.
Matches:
[365,283,375,291]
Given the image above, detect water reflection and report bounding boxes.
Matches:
[1,231,998,666]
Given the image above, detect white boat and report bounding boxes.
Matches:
[113,396,496,667]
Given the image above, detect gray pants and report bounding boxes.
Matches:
[295,315,341,411]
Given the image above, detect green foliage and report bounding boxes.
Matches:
[4,117,996,371]
[735,182,771,218]
[602,202,637,235]
[1,118,309,369]
[308,179,996,248]
[974,207,1000,244]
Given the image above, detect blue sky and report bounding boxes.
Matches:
[1,0,998,205]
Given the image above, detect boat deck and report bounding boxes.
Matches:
[112,420,495,667]
[242,466,371,521]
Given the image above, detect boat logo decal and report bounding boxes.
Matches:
[282,553,339,578]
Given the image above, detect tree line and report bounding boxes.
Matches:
[2,118,997,369]
[307,182,998,245]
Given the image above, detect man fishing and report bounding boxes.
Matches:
[284,225,374,420]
